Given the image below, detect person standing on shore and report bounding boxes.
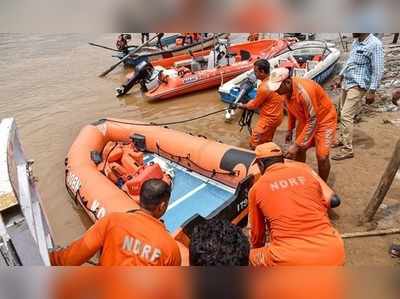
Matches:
[156,32,164,49]
[331,33,384,161]
[141,33,150,44]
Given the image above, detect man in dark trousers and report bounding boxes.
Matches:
[156,32,165,49]
[141,33,150,44]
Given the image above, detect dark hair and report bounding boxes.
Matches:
[254,59,270,75]
[140,179,171,210]
[189,219,250,266]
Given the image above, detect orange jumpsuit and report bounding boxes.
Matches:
[50,211,181,266]
[249,161,345,266]
[287,77,337,159]
[244,79,284,149]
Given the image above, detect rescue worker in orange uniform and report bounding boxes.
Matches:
[267,68,337,181]
[50,179,181,266]
[237,59,284,149]
[249,143,345,266]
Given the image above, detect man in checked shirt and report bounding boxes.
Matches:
[332,33,384,160]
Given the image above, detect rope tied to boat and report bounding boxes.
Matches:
[105,108,230,127]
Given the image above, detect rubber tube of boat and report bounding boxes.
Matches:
[225,73,257,121]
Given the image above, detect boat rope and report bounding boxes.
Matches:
[104,108,230,126]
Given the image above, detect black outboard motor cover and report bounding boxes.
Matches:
[231,73,257,106]
[116,60,154,97]
[239,73,257,94]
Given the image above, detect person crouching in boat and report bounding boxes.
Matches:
[248,143,345,267]
[237,59,284,149]
[50,179,181,266]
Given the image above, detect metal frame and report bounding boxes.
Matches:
[0,118,53,266]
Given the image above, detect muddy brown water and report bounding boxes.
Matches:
[0,33,259,244]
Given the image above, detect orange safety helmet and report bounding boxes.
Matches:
[254,142,283,160]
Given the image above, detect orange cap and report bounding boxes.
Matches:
[255,142,283,159]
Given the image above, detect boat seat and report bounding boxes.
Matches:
[279,60,296,69]
[278,58,288,64]
[240,50,251,61]
[154,65,178,77]
[293,68,307,77]
[163,68,179,77]
[194,56,208,64]
[154,65,167,71]
[306,60,319,72]
[174,59,193,68]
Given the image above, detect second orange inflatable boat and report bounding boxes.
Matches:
[115,39,290,100]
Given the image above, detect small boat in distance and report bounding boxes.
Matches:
[114,33,228,67]
[218,40,341,104]
[115,38,291,100]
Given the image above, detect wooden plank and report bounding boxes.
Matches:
[362,139,400,223]
[0,119,18,211]
[342,228,400,239]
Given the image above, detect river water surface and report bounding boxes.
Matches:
[0,33,261,244]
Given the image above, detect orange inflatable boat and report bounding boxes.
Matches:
[65,118,340,265]
[115,38,290,100]
[65,118,262,263]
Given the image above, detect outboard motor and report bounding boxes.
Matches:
[115,60,156,97]
[224,73,257,121]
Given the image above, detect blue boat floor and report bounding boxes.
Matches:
[143,154,235,233]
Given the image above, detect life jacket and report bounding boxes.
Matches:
[104,162,129,184]
[102,141,124,162]
[120,148,144,174]
[122,163,164,197]
[100,141,172,197]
